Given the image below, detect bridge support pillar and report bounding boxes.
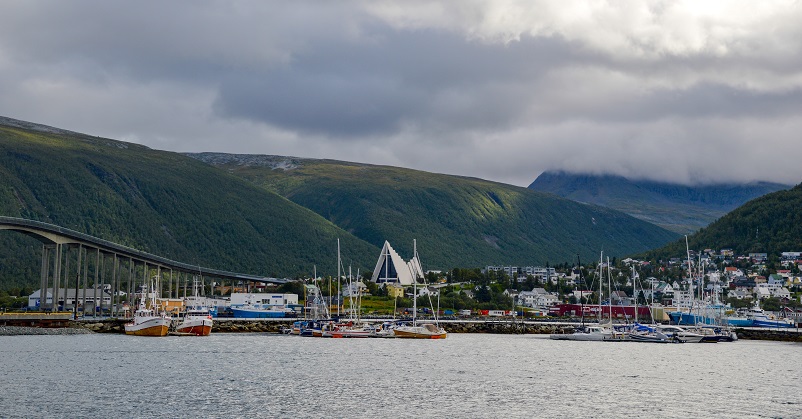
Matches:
[39,244,52,310]
[52,244,62,312]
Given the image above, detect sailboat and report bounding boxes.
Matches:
[330,266,372,338]
[124,277,171,337]
[176,277,213,336]
[550,254,615,341]
[393,240,447,339]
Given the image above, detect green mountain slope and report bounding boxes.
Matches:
[642,183,802,259]
[188,153,681,269]
[0,119,378,289]
[529,171,789,234]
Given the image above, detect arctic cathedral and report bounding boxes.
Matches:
[370,241,423,286]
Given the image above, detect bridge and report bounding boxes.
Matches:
[0,216,288,314]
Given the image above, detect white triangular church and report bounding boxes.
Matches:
[370,241,423,286]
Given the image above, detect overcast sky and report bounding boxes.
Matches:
[2,1,801,187]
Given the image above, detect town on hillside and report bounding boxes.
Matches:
[5,243,801,327]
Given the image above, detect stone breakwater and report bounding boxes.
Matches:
[0,325,94,336]
[734,328,802,342]
[2,320,798,341]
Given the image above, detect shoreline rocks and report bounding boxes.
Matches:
[0,325,94,336]
[2,319,799,342]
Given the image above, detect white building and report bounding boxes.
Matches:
[230,292,298,307]
[28,287,112,310]
[417,286,440,297]
[484,266,557,281]
[371,241,423,286]
[341,281,368,297]
[517,288,559,308]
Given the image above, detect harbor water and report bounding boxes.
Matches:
[0,333,799,418]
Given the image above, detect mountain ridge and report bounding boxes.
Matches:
[529,171,790,233]
[188,152,681,269]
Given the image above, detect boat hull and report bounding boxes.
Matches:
[331,330,371,338]
[628,333,674,343]
[549,333,611,341]
[752,319,796,328]
[231,308,289,318]
[124,318,170,337]
[176,318,213,336]
[393,325,447,339]
[725,317,753,327]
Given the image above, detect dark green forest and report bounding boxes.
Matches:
[0,124,378,291]
[642,183,802,260]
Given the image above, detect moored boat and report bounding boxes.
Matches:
[655,325,705,343]
[231,295,295,318]
[391,240,447,340]
[330,321,372,338]
[125,302,171,337]
[176,278,213,336]
[549,324,614,341]
[125,278,171,337]
[393,322,447,339]
[628,323,678,343]
[176,308,213,336]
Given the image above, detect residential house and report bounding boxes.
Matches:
[754,285,771,300]
[517,290,537,308]
[417,286,440,298]
[728,290,751,300]
[385,283,405,298]
[341,281,368,297]
[730,277,756,293]
[610,290,633,305]
[525,288,560,308]
[768,274,785,286]
[773,287,791,300]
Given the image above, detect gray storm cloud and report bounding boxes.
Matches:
[1,0,801,187]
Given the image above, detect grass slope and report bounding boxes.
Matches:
[0,122,378,289]
[189,153,680,269]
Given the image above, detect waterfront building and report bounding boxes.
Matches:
[28,287,112,311]
[229,292,298,307]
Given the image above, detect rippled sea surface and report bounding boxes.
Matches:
[1,333,799,418]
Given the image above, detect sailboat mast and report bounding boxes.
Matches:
[685,235,694,321]
[598,251,603,323]
[632,264,638,324]
[348,265,354,320]
[577,254,584,326]
[412,239,417,327]
[607,256,612,323]
[337,239,341,317]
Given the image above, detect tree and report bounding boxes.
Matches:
[762,297,782,311]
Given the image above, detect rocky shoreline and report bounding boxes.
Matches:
[1,320,799,342]
[0,325,94,336]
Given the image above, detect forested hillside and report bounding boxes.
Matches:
[0,120,378,290]
[642,183,802,260]
[189,153,680,269]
